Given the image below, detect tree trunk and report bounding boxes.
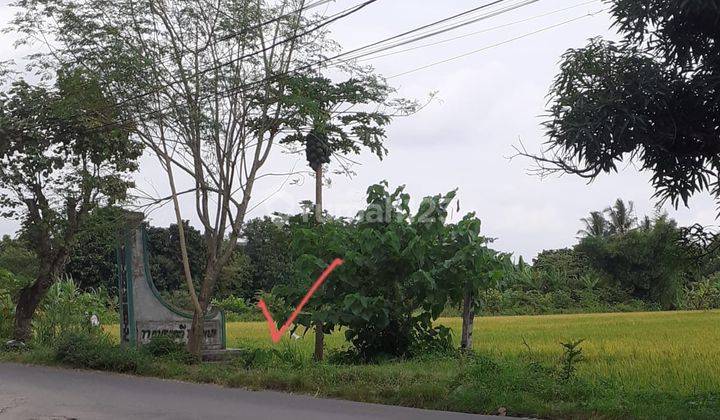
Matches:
[313,165,324,362]
[460,287,475,352]
[314,165,323,223]
[12,276,52,342]
[313,322,324,362]
[187,308,205,357]
[157,129,204,357]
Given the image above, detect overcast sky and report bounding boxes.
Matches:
[1,0,718,261]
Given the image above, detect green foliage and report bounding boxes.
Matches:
[558,339,585,381]
[278,74,407,166]
[532,248,590,292]
[33,277,113,345]
[216,252,253,299]
[54,331,147,373]
[440,214,508,313]
[0,268,27,338]
[0,73,142,340]
[576,217,693,309]
[532,2,720,209]
[681,275,720,310]
[274,182,506,361]
[211,295,259,322]
[146,222,207,292]
[0,235,38,284]
[239,217,292,300]
[65,206,126,292]
[143,335,197,364]
[578,211,608,238]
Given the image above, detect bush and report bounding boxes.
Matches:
[54,331,148,373]
[33,277,112,346]
[143,335,198,364]
[211,295,261,322]
[0,268,30,339]
[681,277,720,310]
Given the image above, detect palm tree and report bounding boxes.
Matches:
[578,211,608,238]
[605,198,636,235]
[639,215,652,231]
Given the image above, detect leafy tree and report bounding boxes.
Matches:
[440,215,506,351]
[520,1,720,211]
[578,211,608,238]
[65,206,127,293]
[0,75,141,341]
[0,269,26,339]
[146,222,207,293]
[240,217,292,300]
[278,74,413,360]
[215,251,253,299]
[0,235,38,284]
[533,248,590,291]
[576,216,694,309]
[605,198,636,235]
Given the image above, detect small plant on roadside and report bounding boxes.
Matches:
[272,341,308,369]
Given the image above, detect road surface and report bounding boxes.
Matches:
[0,363,515,420]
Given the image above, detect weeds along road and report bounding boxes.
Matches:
[0,363,515,420]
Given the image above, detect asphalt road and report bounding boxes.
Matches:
[0,363,515,420]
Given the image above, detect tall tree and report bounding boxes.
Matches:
[0,75,141,341]
[605,198,636,235]
[518,1,720,211]
[578,211,608,238]
[12,0,410,354]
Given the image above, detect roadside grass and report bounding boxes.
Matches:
[4,310,720,419]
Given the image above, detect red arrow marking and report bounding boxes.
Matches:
[258,258,344,343]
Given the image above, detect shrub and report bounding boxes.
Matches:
[0,268,30,339]
[143,335,198,364]
[54,331,148,373]
[681,277,720,310]
[33,277,111,346]
[211,295,261,322]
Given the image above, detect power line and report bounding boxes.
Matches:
[356,0,600,62]
[318,0,511,67]
[85,0,517,131]
[388,8,607,79]
[332,0,539,65]
[93,1,598,134]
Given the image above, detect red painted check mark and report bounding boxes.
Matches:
[258,258,344,343]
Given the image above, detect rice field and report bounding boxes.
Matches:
[219,310,720,393]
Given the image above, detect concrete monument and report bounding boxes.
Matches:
[117,214,226,351]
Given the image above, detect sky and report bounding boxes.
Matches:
[1,0,718,261]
